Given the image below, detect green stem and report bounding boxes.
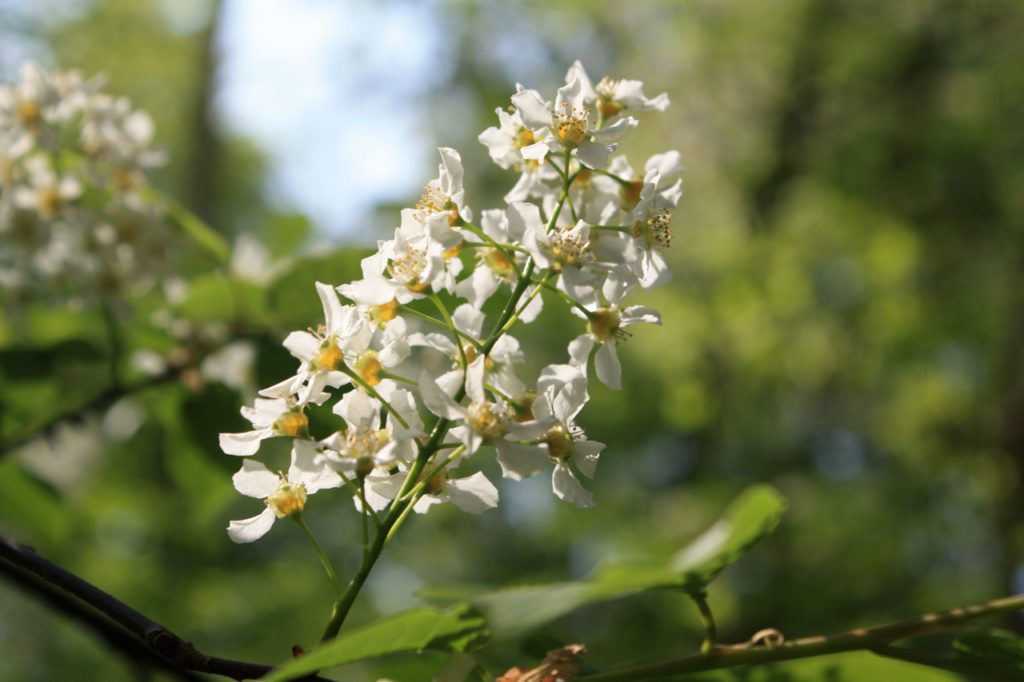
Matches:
[575,593,1024,682]
[460,221,519,275]
[294,515,341,599]
[338,366,410,431]
[429,292,468,371]
[688,590,716,657]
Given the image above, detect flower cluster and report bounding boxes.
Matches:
[0,63,172,303]
[219,61,682,542]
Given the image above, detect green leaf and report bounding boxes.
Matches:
[953,629,1024,676]
[0,460,69,544]
[266,249,367,328]
[421,485,786,636]
[671,484,787,591]
[260,605,487,682]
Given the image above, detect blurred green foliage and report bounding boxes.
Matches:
[2,0,1024,680]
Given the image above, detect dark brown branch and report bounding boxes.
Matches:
[0,555,207,681]
[0,535,334,681]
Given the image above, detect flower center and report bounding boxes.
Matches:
[417,185,461,227]
[388,245,428,290]
[18,100,40,127]
[620,179,644,209]
[549,227,590,270]
[342,426,390,476]
[354,349,382,386]
[267,480,307,518]
[370,299,399,325]
[596,77,624,118]
[632,209,673,249]
[554,102,591,148]
[273,410,309,437]
[544,424,574,461]
[37,187,63,219]
[314,339,345,371]
[483,247,516,279]
[587,307,623,342]
[515,127,536,149]
[466,401,511,440]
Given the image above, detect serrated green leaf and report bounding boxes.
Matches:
[671,484,787,590]
[261,605,487,682]
[953,629,1024,675]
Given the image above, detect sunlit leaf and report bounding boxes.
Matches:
[261,605,487,682]
[423,486,786,635]
[672,484,787,590]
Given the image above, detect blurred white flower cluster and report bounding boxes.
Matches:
[0,62,172,303]
[220,61,683,542]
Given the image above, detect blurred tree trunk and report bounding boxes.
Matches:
[185,0,224,230]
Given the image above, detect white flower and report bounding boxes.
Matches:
[227,442,342,543]
[320,388,422,477]
[567,280,661,390]
[519,203,603,307]
[534,364,604,508]
[512,69,637,169]
[412,470,499,515]
[218,396,308,456]
[413,147,473,227]
[493,364,603,508]
[478,106,542,170]
[280,281,371,403]
[566,60,670,119]
[418,356,551,457]
[12,155,82,221]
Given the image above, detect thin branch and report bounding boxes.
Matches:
[0,535,333,681]
[0,361,189,457]
[575,593,1024,681]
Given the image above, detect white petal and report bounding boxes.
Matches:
[510,88,552,129]
[552,462,594,508]
[621,305,662,326]
[495,441,549,481]
[232,459,280,498]
[576,141,615,170]
[594,343,622,390]
[282,331,320,363]
[452,304,485,337]
[315,281,346,334]
[418,371,466,420]
[568,334,594,369]
[289,441,343,493]
[227,507,276,543]
[572,441,604,477]
[219,429,270,456]
[446,472,499,513]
